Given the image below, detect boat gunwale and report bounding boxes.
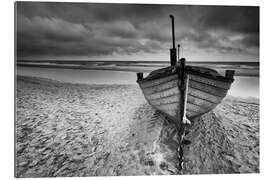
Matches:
[137,65,234,83]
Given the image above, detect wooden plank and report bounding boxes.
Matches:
[149,90,217,109]
[155,102,179,111]
[142,79,178,95]
[157,108,200,120]
[189,74,231,89]
[144,86,179,100]
[188,87,223,104]
[158,104,207,119]
[188,79,228,97]
[187,95,214,108]
[186,103,207,114]
[149,90,217,111]
[156,107,178,117]
[139,74,178,88]
[154,100,209,116]
[149,93,179,106]
[186,110,199,118]
[157,103,215,119]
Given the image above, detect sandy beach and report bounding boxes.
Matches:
[15,76,259,177]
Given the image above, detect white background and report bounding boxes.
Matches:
[0,0,268,179]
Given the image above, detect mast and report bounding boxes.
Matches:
[169,15,177,66]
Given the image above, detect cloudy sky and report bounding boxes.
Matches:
[16,2,259,62]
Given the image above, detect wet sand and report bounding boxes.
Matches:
[15,76,259,177]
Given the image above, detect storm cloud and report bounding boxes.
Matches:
[16,2,259,61]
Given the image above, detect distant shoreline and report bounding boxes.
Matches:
[16,75,259,101]
[16,60,259,77]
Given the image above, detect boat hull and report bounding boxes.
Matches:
[137,65,234,125]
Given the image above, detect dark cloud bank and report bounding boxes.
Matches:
[16,2,259,61]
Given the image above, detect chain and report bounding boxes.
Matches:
[177,126,186,172]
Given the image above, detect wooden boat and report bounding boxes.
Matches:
[136,15,235,128]
[137,64,234,126]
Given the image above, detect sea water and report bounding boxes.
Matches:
[17,66,259,98]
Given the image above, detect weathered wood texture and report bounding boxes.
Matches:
[138,66,234,120]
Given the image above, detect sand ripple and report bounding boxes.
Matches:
[16,76,259,177]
